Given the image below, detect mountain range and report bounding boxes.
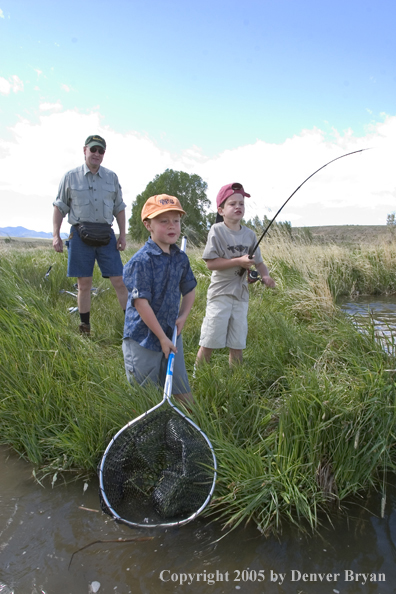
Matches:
[0,226,68,239]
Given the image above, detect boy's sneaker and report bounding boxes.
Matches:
[79,322,91,336]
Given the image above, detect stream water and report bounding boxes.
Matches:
[1,298,396,594]
[340,296,396,356]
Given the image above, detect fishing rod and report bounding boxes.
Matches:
[238,148,371,278]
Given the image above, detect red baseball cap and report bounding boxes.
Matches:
[216,182,251,208]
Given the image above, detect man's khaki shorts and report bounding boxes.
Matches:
[199,295,249,350]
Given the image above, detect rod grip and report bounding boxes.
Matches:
[237,253,254,277]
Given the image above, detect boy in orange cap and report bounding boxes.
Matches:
[123,194,196,406]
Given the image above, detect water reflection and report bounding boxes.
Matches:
[340,295,396,356]
[1,446,396,593]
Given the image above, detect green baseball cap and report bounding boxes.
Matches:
[85,135,106,150]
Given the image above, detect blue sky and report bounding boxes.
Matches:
[0,0,395,232]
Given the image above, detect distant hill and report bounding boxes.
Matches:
[0,226,68,239]
[296,225,392,244]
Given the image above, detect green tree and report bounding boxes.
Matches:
[128,169,211,244]
[245,215,293,238]
[386,212,396,226]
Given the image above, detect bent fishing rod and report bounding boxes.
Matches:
[238,148,370,277]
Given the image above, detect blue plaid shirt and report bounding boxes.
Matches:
[123,238,197,351]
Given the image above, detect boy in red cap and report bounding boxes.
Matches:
[196,183,275,367]
[123,194,196,406]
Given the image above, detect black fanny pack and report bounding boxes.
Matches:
[77,222,112,247]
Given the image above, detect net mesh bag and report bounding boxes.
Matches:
[99,407,215,525]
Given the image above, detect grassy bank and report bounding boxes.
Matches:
[1,236,396,534]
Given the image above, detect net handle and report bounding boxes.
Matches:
[163,236,187,401]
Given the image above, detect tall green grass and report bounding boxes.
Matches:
[1,237,396,534]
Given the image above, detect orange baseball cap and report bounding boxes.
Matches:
[141,194,186,221]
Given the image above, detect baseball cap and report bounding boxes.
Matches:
[85,135,106,150]
[141,194,186,221]
[216,182,250,208]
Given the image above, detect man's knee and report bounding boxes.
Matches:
[110,275,125,289]
[77,277,93,291]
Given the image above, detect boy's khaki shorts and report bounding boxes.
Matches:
[122,335,190,395]
[199,295,249,350]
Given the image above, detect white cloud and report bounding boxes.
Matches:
[0,108,395,231]
[0,75,24,95]
[11,75,23,93]
[0,78,10,95]
[61,84,70,92]
[0,9,4,18]
[39,101,63,112]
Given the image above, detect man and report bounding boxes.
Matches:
[53,134,128,335]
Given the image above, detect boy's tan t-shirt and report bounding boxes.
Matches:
[202,222,264,302]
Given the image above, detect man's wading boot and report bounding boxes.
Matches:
[79,322,91,336]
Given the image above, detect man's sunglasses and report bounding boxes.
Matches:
[89,147,105,154]
[231,183,243,191]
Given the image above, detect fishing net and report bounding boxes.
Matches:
[98,407,215,526]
